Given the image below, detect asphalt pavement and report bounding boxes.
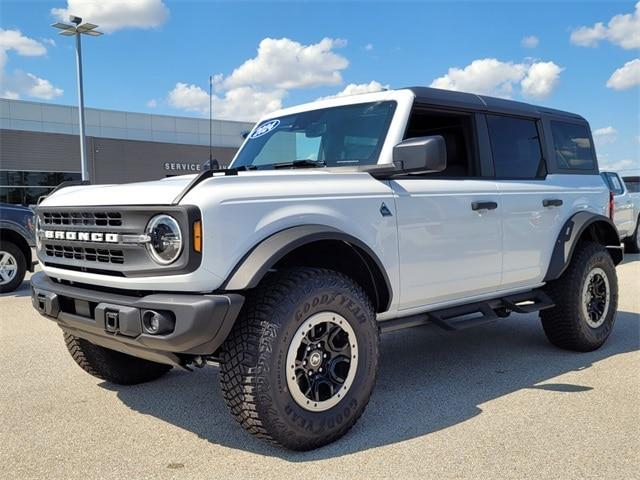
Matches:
[1,256,638,480]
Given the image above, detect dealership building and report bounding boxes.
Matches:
[0,98,254,205]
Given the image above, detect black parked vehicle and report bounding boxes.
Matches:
[0,203,37,292]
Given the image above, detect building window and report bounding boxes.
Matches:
[0,170,81,205]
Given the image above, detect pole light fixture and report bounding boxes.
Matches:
[52,16,103,182]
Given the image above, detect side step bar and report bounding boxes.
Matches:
[380,289,554,334]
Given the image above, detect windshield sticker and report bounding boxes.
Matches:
[250,119,280,139]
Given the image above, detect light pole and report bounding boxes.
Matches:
[209,75,213,163]
[52,16,102,182]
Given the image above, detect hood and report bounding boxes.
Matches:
[39,175,197,207]
[38,169,381,208]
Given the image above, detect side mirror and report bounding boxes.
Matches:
[392,135,447,174]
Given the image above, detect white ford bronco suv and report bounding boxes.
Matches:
[31,87,622,450]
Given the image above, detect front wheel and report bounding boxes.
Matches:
[219,267,379,450]
[541,242,618,351]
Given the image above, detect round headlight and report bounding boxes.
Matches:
[146,214,183,265]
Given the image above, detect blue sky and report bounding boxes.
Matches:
[0,0,638,171]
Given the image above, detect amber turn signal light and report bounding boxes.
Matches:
[193,220,202,252]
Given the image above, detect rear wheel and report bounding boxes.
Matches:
[541,242,618,351]
[64,333,172,385]
[0,241,26,293]
[219,267,379,450]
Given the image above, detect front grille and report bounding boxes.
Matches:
[36,205,199,277]
[42,211,122,227]
[44,244,125,264]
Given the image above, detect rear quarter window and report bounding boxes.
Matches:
[550,121,596,170]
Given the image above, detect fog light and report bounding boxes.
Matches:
[142,310,175,335]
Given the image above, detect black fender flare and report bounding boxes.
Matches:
[544,212,622,282]
[220,225,393,311]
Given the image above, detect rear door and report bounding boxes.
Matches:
[487,114,565,289]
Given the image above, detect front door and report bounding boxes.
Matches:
[391,178,502,311]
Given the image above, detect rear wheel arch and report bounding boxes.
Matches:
[544,212,622,282]
[220,225,393,313]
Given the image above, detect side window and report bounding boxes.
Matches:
[550,121,596,170]
[486,115,544,179]
[404,109,477,177]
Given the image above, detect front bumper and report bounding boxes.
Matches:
[30,272,244,367]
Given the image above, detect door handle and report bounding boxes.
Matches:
[471,201,498,211]
[543,199,563,207]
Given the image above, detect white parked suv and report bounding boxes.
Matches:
[601,171,640,252]
[31,88,623,450]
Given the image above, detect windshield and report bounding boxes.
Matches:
[232,101,397,169]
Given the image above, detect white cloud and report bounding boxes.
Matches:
[365,43,374,51]
[146,99,157,108]
[52,0,169,33]
[592,126,618,147]
[430,59,525,97]
[169,37,351,121]
[430,58,562,99]
[168,83,282,122]
[520,61,563,98]
[1,70,63,100]
[606,59,640,90]
[318,81,389,100]
[570,1,640,49]
[168,83,208,112]
[599,158,638,172]
[0,29,63,100]
[222,37,348,90]
[24,73,63,99]
[0,29,47,57]
[570,23,608,47]
[521,35,539,48]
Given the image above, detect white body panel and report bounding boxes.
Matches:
[612,189,636,238]
[390,178,502,309]
[497,174,608,289]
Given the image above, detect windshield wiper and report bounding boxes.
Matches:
[272,159,326,169]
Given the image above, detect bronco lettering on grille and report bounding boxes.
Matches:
[43,230,119,243]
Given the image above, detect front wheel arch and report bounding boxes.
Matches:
[220,225,393,313]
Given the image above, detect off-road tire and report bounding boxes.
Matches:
[219,267,379,451]
[64,333,172,385]
[541,242,618,351]
[0,241,27,293]
[623,218,640,253]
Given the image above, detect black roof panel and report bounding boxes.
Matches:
[406,87,583,120]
